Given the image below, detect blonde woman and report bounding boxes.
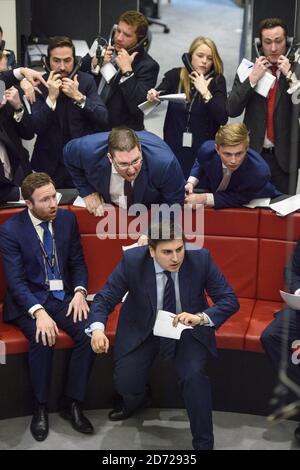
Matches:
[147,36,227,178]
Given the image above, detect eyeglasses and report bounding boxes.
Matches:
[112,156,143,170]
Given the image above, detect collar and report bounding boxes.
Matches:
[28,209,53,230]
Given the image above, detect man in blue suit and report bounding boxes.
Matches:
[0,173,95,442]
[185,122,281,209]
[30,36,108,188]
[87,221,239,450]
[64,127,185,216]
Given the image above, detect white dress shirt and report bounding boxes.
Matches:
[109,162,134,209]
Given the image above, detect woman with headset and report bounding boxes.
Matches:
[147,36,228,179]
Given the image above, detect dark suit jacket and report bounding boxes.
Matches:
[190,140,282,208]
[0,104,34,202]
[30,70,108,177]
[227,74,293,173]
[0,208,87,322]
[88,246,239,359]
[63,130,185,206]
[81,50,159,130]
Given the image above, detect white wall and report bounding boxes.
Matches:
[0,0,17,56]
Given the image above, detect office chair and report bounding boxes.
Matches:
[140,0,170,34]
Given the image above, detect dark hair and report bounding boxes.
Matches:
[119,10,148,40]
[21,173,55,201]
[47,36,75,59]
[108,127,141,157]
[259,18,288,41]
[148,221,185,249]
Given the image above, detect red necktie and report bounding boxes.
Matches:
[267,66,278,144]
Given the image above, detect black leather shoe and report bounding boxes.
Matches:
[108,406,133,421]
[294,423,300,443]
[60,400,94,434]
[30,404,49,442]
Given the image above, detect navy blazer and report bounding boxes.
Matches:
[88,246,239,359]
[0,209,87,322]
[63,130,185,206]
[190,140,282,208]
[30,70,108,176]
[81,50,159,130]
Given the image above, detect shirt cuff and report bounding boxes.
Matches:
[28,304,44,319]
[205,193,215,207]
[198,312,214,327]
[46,97,57,110]
[13,68,24,81]
[85,322,105,337]
[74,286,87,294]
[187,176,199,187]
[294,288,300,295]
[119,73,134,84]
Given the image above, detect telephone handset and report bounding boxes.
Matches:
[0,40,5,52]
[41,55,82,79]
[181,52,214,80]
[108,24,151,55]
[254,36,294,59]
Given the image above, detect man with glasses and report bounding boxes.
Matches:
[64,127,185,216]
[185,122,281,209]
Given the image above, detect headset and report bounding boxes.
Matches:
[108,24,151,55]
[254,36,295,59]
[181,52,215,80]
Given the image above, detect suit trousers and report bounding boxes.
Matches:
[261,307,300,407]
[113,329,213,450]
[12,294,95,404]
[261,148,290,194]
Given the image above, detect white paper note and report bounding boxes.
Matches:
[73,195,86,207]
[280,290,300,310]
[237,58,276,97]
[138,93,186,116]
[269,195,300,216]
[153,310,193,340]
[243,198,271,208]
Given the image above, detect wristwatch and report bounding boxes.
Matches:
[121,71,133,78]
[74,95,86,107]
[75,288,87,298]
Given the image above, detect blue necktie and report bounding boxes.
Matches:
[160,270,176,360]
[40,222,65,301]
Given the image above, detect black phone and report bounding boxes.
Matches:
[108,24,151,55]
[254,36,294,59]
[0,40,5,52]
[42,55,82,79]
[182,52,214,80]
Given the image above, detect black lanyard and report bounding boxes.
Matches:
[38,226,58,275]
[185,90,198,133]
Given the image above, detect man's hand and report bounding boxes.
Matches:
[84,192,105,216]
[185,182,194,195]
[20,79,42,104]
[147,88,161,102]
[35,308,59,346]
[277,55,291,77]
[66,291,90,323]
[102,46,115,66]
[4,86,22,110]
[137,234,148,246]
[20,67,48,88]
[61,75,82,101]
[91,329,109,354]
[115,49,138,74]
[249,56,270,86]
[185,193,207,208]
[173,312,202,327]
[47,71,62,103]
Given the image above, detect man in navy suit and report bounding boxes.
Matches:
[81,10,159,130]
[30,36,108,188]
[0,173,95,441]
[261,238,300,444]
[64,127,185,216]
[185,122,281,209]
[87,221,239,450]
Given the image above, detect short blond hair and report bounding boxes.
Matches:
[215,123,250,147]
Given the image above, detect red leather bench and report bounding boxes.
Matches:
[0,206,297,357]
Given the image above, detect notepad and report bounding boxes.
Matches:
[237,58,276,97]
[153,310,193,340]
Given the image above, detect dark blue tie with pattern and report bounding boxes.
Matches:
[160,270,176,360]
[40,222,65,301]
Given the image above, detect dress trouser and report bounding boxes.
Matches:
[113,329,214,450]
[261,148,290,194]
[12,294,95,404]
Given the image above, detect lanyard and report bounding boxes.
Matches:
[38,226,59,276]
[185,91,198,133]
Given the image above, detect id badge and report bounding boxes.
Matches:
[182,132,193,148]
[49,279,64,291]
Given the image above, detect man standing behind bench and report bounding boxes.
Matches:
[0,173,95,442]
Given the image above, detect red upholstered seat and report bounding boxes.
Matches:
[204,207,260,237]
[245,300,283,353]
[259,209,300,241]
[216,298,255,350]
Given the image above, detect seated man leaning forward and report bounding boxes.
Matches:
[63,127,185,216]
[185,122,282,209]
[87,220,239,450]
